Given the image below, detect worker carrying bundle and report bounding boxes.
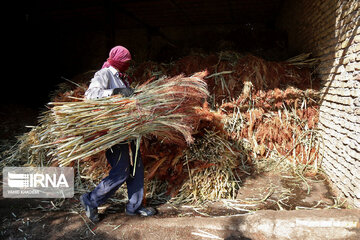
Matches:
[79,45,156,222]
[40,46,209,222]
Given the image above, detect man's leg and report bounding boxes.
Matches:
[125,141,144,213]
[82,143,130,208]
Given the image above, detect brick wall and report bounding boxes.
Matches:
[278,0,360,207]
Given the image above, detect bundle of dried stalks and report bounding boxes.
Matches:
[33,72,209,167]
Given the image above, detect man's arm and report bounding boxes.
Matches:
[84,70,114,100]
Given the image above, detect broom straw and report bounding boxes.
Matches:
[32,72,209,167]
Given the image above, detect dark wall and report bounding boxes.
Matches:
[5,1,287,109]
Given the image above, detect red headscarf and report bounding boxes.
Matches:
[102,46,132,72]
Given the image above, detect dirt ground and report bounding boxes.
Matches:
[236,171,340,211]
[0,171,344,240]
[0,192,247,240]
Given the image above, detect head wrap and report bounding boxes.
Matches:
[101,46,132,72]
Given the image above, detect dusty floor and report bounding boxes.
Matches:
[235,171,340,211]
[0,192,247,240]
[0,171,344,240]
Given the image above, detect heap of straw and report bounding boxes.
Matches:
[33,72,209,167]
[170,129,248,204]
[2,50,322,207]
[132,52,319,107]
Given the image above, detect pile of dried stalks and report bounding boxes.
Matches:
[132,52,319,106]
[138,103,247,203]
[2,51,322,206]
[170,129,250,204]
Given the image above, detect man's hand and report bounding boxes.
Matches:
[112,87,134,97]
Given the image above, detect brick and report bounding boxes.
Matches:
[341,38,350,49]
[349,53,357,62]
[353,44,360,53]
[324,86,360,98]
[354,187,360,198]
[319,111,360,144]
[323,94,353,105]
[320,105,359,125]
[345,63,355,72]
[354,62,360,70]
[354,199,360,208]
[343,56,351,65]
[355,35,360,43]
[344,146,360,164]
[335,49,345,57]
[333,74,351,81]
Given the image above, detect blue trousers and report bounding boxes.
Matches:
[81,142,144,213]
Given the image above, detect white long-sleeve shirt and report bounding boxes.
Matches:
[84,66,129,100]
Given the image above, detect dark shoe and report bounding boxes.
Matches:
[80,194,100,223]
[125,206,157,217]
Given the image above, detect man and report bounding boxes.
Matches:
[80,46,156,223]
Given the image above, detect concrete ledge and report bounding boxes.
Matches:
[121,209,360,240]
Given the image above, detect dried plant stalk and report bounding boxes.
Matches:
[33,72,209,166]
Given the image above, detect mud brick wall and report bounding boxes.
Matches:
[278,0,360,207]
